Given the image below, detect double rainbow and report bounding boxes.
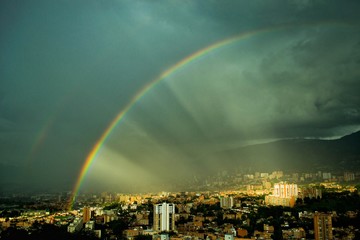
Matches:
[67,22,351,209]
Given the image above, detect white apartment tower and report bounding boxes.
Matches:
[265,182,298,207]
[153,202,175,232]
[220,196,234,209]
[273,182,298,198]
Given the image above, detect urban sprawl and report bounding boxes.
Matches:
[1,170,360,239]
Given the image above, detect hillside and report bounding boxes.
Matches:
[217,131,360,172]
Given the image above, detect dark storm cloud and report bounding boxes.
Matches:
[1,0,360,192]
[0,0,224,190]
[256,27,360,137]
[91,24,360,191]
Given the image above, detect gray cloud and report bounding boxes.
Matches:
[1,0,360,192]
[87,25,360,191]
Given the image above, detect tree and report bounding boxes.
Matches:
[0,227,30,240]
[135,234,152,240]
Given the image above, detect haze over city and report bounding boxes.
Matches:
[1,0,360,193]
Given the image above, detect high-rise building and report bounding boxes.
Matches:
[314,212,333,240]
[83,206,91,223]
[220,196,234,209]
[299,187,322,200]
[273,182,298,198]
[322,172,332,180]
[153,203,175,232]
[344,172,355,181]
[265,182,298,207]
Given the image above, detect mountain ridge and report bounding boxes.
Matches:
[216,130,360,172]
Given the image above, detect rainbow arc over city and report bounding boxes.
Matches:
[67,22,352,210]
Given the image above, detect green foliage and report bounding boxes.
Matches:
[159,230,177,236]
[106,209,136,238]
[0,224,99,240]
[136,202,152,211]
[333,212,360,228]
[0,210,21,218]
[190,203,221,216]
[108,219,130,236]
[0,227,29,240]
[176,216,188,225]
[221,217,243,226]
[295,191,360,213]
[215,211,224,225]
[135,234,152,240]
[103,202,122,210]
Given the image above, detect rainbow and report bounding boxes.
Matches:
[26,118,54,166]
[67,22,352,209]
[27,85,84,168]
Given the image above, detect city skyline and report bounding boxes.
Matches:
[1,1,360,193]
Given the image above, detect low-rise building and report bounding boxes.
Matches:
[67,217,83,233]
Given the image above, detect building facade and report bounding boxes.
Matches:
[265,182,298,207]
[67,218,83,233]
[314,212,333,240]
[153,203,175,232]
[83,206,91,223]
[220,196,234,209]
[273,182,298,198]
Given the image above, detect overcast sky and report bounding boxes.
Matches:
[1,0,360,193]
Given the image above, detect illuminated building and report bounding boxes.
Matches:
[153,203,175,232]
[299,187,322,200]
[220,196,234,209]
[344,172,355,181]
[83,206,91,223]
[265,182,298,207]
[314,212,333,240]
[224,234,234,240]
[67,218,83,233]
[85,221,95,230]
[273,182,298,198]
[322,172,332,180]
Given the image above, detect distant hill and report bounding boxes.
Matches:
[216,131,360,172]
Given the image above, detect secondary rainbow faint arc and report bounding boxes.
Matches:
[67,26,288,209]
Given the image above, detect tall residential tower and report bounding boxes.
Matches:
[314,212,333,240]
[153,202,175,232]
[265,182,298,207]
